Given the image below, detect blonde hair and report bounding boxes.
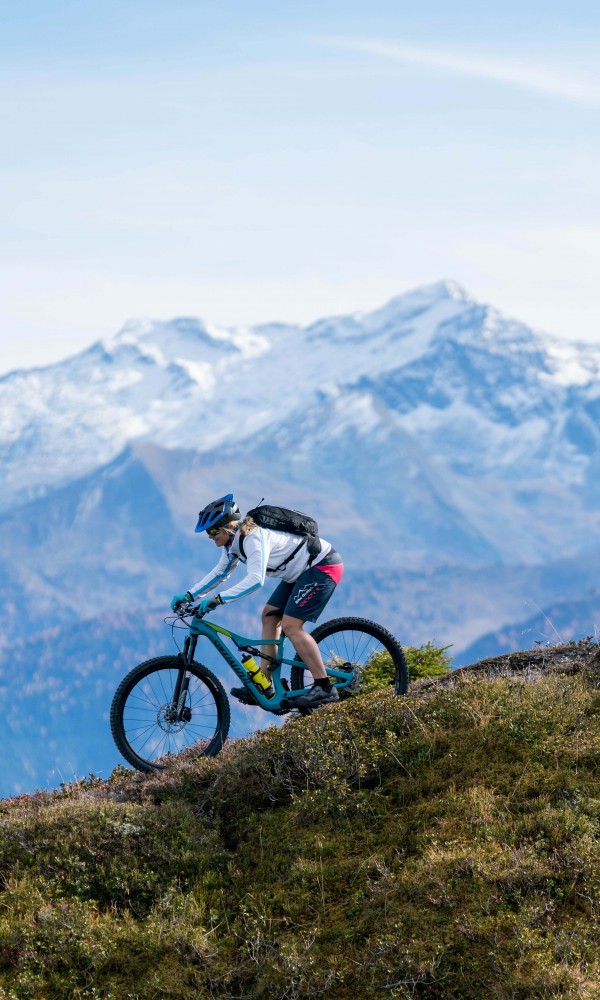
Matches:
[238,515,259,536]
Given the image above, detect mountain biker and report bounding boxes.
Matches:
[170,494,344,708]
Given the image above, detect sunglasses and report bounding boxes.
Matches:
[206,525,223,537]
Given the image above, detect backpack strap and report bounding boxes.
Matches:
[272,538,306,572]
[239,530,319,572]
[273,533,321,571]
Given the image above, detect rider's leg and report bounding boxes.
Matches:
[261,604,283,679]
[230,606,282,705]
[277,556,344,706]
[281,614,328,680]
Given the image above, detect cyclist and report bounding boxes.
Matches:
[170,494,344,708]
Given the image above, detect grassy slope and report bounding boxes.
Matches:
[0,644,598,1000]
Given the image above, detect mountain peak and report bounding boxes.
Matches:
[377,278,469,313]
[106,315,233,359]
[358,279,470,333]
[105,315,272,365]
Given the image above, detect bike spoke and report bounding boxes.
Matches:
[290,619,407,701]
[118,667,222,763]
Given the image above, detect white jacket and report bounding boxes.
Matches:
[189,527,332,605]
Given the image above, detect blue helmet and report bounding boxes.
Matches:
[195,493,241,533]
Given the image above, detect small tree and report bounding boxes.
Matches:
[359,642,452,693]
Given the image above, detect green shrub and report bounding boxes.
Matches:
[359,641,452,692]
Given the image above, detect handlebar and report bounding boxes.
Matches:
[168,602,200,619]
[177,603,210,622]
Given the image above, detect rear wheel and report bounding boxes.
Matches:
[290,617,408,700]
[110,656,230,773]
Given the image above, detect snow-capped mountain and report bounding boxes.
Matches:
[2,278,600,583]
[2,278,600,795]
[2,279,600,602]
[3,279,599,518]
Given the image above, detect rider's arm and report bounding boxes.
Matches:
[188,549,238,600]
[219,530,269,604]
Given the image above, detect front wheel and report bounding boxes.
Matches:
[110,656,230,773]
[290,617,408,700]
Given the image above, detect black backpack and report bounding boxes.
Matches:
[238,504,321,570]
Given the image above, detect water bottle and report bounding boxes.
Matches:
[240,653,274,699]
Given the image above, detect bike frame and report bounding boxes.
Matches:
[179,616,355,713]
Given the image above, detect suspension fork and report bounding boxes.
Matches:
[172,635,198,721]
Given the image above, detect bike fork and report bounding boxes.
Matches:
[171,635,197,722]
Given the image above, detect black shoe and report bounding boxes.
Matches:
[288,685,340,709]
[230,686,258,706]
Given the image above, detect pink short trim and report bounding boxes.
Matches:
[315,562,344,584]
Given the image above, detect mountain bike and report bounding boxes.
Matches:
[110,610,408,773]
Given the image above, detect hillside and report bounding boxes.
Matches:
[0,642,598,999]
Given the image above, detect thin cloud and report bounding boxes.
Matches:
[317,36,600,106]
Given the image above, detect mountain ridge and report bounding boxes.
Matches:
[2,280,599,514]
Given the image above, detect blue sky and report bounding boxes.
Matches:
[1,0,599,372]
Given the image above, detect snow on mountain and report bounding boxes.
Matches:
[1,278,599,562]
[5,277,589,510]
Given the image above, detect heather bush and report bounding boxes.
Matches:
[359,640,452,693]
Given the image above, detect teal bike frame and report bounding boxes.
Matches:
[184,614,356,711]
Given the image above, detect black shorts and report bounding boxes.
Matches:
[267,550,344,623]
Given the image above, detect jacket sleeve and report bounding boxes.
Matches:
[189,549,238,599]
[219,530,269,603]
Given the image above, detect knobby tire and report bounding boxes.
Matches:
[110,655,230,773]
[290,616,408,704]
